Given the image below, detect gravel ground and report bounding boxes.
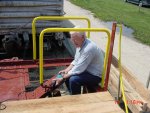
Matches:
[64,0,150,88]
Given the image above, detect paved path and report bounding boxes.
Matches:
[64,0,150,88]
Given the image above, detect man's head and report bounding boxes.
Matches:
[70,32,86,48]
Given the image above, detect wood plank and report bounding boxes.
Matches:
[2,102,124,113]
[112,56,150,100]
[111,56,150,111]
[109,65,149,112]
[1,92,124,113]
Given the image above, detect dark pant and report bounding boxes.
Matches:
[65,71,101,95]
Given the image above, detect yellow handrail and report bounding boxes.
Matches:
[117,24,128,113]
[32,16,91,60]
[39,28,110,87]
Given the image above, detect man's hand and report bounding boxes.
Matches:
[59,64,74,74]
[62,73,71,79]
[53,77,63,86]
[53,73,71,86]
[59,69,68,74]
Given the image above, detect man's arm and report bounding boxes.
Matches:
[59,49,77,74]
[65,64,74,73]
[59,64,74,74]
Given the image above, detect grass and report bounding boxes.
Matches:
[70,0,150,45]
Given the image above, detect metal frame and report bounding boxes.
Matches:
[0,58,72,101]
[104,23,117,91]
[39,28,111,88]
[32,16,91,60]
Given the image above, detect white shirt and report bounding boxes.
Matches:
[68,38,104,78]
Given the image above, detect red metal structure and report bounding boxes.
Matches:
[104,23,117,91]
[0,58,72,102]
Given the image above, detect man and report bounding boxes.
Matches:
[56,31,104,95]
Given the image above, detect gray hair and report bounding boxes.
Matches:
[70,31,86,39]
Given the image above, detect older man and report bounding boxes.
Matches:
[57,32,104,95]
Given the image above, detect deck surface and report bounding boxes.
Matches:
[1,91,124,113]
[0,69,30,101]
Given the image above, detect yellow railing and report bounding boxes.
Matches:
[117,24,128,113]
[39,28,110,87]
[32,16,91,60]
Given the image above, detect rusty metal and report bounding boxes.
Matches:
[104,23,117,91]
[25,75,57,99]
[0,58,73,70]
[0,58,72,101]
[0,70,61,101]
[0,69,30,102]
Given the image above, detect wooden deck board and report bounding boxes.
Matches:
[1,91,124,113]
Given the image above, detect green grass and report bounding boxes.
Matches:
[70,0,150,45]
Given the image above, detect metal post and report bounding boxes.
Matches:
[146,72,150,89]
[103,23,117,90]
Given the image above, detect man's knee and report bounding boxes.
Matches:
[69,76,80,84]
[68,76,82,95]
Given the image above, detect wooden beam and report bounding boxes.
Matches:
[109,65,149,112]
[111,56,150,110]
[2,92,124,113]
